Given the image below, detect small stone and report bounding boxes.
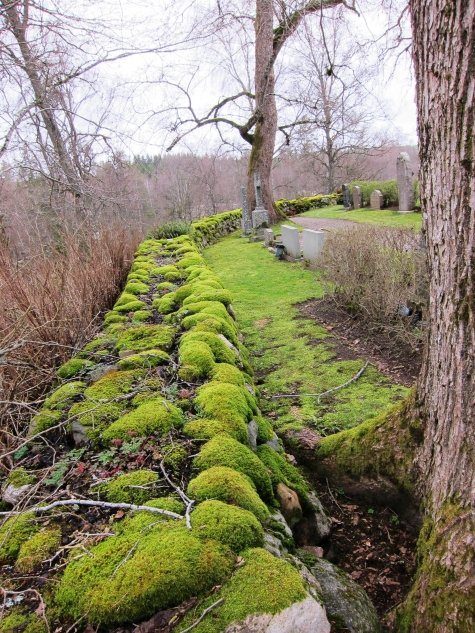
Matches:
[271,510,293,538]
[265,433,281,452]
[303,545,324,558]
[3,483,32,505]
[276,482,302,527]
[247,420,259,452]
[72,420,90,446]
[89,364,118,382]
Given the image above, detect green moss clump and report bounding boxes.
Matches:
[256,445,310,510]
[163,445,188,472]
[196,436,273,501]
[127,270,149,281]
[255,416,275,443]
[114,300,148,313]
[156,281,175,291]
[211,363,246,385]
[178,341,216,381]
[0,513,40,564]
[177,548,307,633]
[176,255,206,269]
[195,382,252,434]
[16,527,62,572]
[187,466,269,523]
[132,310,151,322]
[116,349,170,370]
[164,271,183,282]
[183,289,233,307]
[86,370,139,399]
[154,292,178,314]
[156,264,180,276]
[29,409,63,433]
[191,500,264,553]
[8,467,35,488]
[124,282,149,295]
[99,470,159,504]
[177,301,230,321]
[0,607,47,633]
[43,382,86,410]
[102,399,183,442]
[182,314,238,345]
[57,358,94,379]
[104,311,128,324]
[115,324,176,353]
[114,292,140,308]
[181,331,236,365]
[184,417,248,444]
[56,525,234,625]
[118,498,185,533]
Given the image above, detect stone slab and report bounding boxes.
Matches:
[397,151,415,213]
[264,228,275,246]
[352,185,361,209]
[370,190,383,210]
[281,224,301,259]
[252,208,269,229]
[302,229,325,263]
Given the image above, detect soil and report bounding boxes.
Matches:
[297,297,422,387]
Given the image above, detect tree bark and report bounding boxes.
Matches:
[246,0,278,223]
[395,0,475,629]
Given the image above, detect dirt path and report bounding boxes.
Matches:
[291,216,357,231]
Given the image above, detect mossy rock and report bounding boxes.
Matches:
[132,310,151,322]
[8,467,35,487]
[0,513,40,564]
[115,324,176,353]
[156,281,175,291]
[175,255,206,269]
[84,370,139,399]
[163,445,188,472]
[43,382,86,410]
[179,341,216,381]
[257,445,310,510]
[113,300,148,313]
[177,548,307,633]
[195,381,252,432]
[182,314,238,345]
[124,281,149,295]
[116,349,170,370]
[183,289,233,307]
[57,358,94,379]
[56,524,234,625]
[114,292,140,308]
[117,498,185,534]
[153,293,178,314]
[255,416,275,443]
[196,435,274,501]
[177,300,230,321]
[29,408,63,434]
[212,363,246,386]
[187,466,269,523]
[127,270,149,281]
[184,417,248,444]
[102,399,183,442]
[0,607,47,633]
[15,527,62,572]
[180,331,236,365]
[190,500,264,553]
[164,271,183,282]
[104,311,128,324]
[156,265,180,276]
[99,470,159,504]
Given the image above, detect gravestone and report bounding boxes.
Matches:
[240,186,253,235]
[352,186,361,209]
[342,183,351,209]
[252,172,270,229]
[397,152,415,213]
[281,225,301,260]
[370,190,383,209]
[263,228,275,246]
[302,229,325,268]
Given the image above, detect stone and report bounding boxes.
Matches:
[3,483,32,505]
[252,173,270,229]
[276,482,303,527]
[281,225,301,259]
[302,229,325,264]
[224,595,331,633]
[397,151,415,213]
[309,557,382,633]
[247,420,259,452]
[264,228,275,246]
[307,491,332,542]
[271,510,293,538]
[89,364,118,382]
[241,186,253,235]
[265,433,281,452]
[352,185,361,209]
[264,532,284,558]
[72,420,90,446]
[217,333,240,358]
[342,183,351,209]
[302,545,324,558]
[227,304,237,320]
[370,190,383,209]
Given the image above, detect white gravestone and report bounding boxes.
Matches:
[302,229,325,264]
[397,152,415,213]
[352,186,361,209]
[370,190,383,209]
[281,225,301,259]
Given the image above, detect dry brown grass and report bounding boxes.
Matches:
[318,225,428,348]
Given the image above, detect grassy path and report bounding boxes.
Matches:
[298,205,423,231]
[204,232,407,437]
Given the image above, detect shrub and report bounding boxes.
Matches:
[275,194,340,215]
[146,220,191,240]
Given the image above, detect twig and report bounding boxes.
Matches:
[0,499,183,519]
[159,459,195,530]
[326,478,343,514]
[267,362,369,401]
[178,598,225,633]
[110,540,139,580]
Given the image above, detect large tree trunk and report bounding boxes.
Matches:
[394,0,475,629]
[247,0,278,223]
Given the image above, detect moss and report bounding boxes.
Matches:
[182,314,238,345]
[102,399,183,442]
[0,607,47,633]
[124,282,149,296]
[191,500,264,553]
[163,445,188,472]
[196,435,274,501]
[116,349,170,370]
[57,358,94,379]
[178,341,216,381]
[56,524,234,625]
[0,513,40,564]
[99,470,159,504]
[29,408,63,433]
[156,281,175,291]
[132,310,151,322]
[115,324,176,353]
[82,336,111,353]
[255,416,275,443]
[104,311,128,324]
[184,417,248,444]
[195,382,252,435]
[8,468,35,488]
[188,466,269,523]
[175,245,198,254]
[211,363,246,385]
[43,382,86,410]
[164,271,183,282]
[177,548,307,633]
[176,255,206,269]
[114,292,141,308]
[156,264,180,276]
[180,331,236,365]
[127,270,149,281]
[154,292,178,314]
[15,528,62,572]
[85,370,139,399]
[113,300,148,313]
[178,300,230,320]
[118,498,186,533]
[256,445,310,510]
[183,289,233,307]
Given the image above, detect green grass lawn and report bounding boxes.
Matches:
[298,205,423,231]
[204,232,407,437]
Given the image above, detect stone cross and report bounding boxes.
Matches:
[397,152,415,213]
[342,184,351,209]
[252,172,269,230]
[370,190,383,209]
[352,186,361,209]
[254,172,264,208]
[240,186,253,235]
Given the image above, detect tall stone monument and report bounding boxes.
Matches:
[252,172,270,229]
[342,183,351,209]
[397,152,415,213]
[352,185,361,209]
[240,186,253,235]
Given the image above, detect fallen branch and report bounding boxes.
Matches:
[159,459,195,531]
[0,499,183,520]
[267,362,370,402]
[178,598,225,633]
